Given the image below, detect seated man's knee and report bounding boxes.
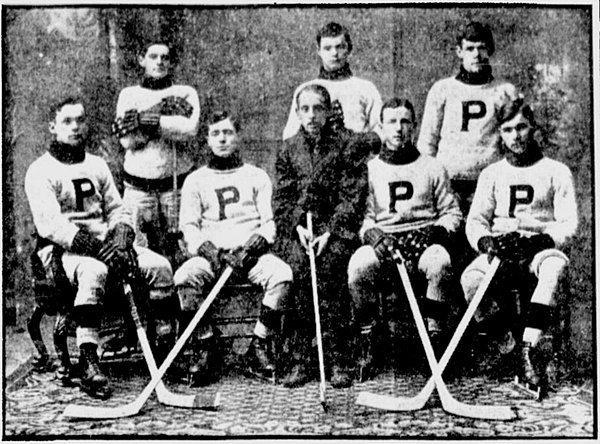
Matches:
[347,246,379,286]
[532,250,569,282]
[418,244,451,279]
[461,266,486,302]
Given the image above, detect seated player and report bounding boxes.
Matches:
[24,97,175,398]
[347,98,462,380]
[174,110,293,386]
[461,98,578,392]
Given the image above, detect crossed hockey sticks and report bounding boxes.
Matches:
[357,254,518,420]
[63,266,233,419]
[121,278,219,409]
[306,212,328,412]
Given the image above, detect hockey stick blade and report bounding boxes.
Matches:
[397,256,516,420]
[357,256,501,413]
[62,267,233,419]
[123,281,219,409]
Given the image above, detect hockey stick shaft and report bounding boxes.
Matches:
[397,255,515,420]
[307,213,327,408]
[123,281,217,409]
[356,256,501,412]
[62,267,233,419]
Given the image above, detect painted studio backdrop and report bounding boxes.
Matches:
[3,6,594,377]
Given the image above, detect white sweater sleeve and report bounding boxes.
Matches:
[417,80,445,157]
[465,168,496,250]
[159,86,200,141]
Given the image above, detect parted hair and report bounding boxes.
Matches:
[295,84,332,109]
[316,22,353,53]
[48,96,85,122]
[456,21,495,56]
[380,98,416,123]
[498,96,536,127]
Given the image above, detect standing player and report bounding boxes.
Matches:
[461,99,578,392]
[174,110,293,386]
[282,22,382,141]
[274,84,369,388]
[25,97,175,398]
[417,21,518,215]
[348,98,461,380]
[114,40,200,262]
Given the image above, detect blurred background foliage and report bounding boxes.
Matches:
[2,5,594,377]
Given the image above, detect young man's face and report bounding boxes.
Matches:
[138,44,171,79]
[456,39,490,73]
[381,106,414,151]
[206,117,239,157]
[296,90,329,137]
[49,103,87,146]
[500,111,533,155]
[317,35,350,72]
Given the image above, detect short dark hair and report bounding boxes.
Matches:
[380,98,416,123]
[316,22,353,53]
[498,96,536,127]
[295,84,332,109]
[206,110,241,133]
[48,96,85,122]
[456,21,495,56]
[138,40,178,65]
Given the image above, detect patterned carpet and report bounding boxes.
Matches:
[4,359,594,438]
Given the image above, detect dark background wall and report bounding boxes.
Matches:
[3,5,594,377]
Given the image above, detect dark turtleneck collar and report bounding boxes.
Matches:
[505,141,544,167]
[141,74,173,90]
[318,63,353,81]
[207,150,243,170]
[48,140,85,164]
[379,142,420,165]
[455,64,494,85]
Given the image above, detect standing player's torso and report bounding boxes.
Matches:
[368,156,443,232]
[434,77,515,180]
[121,84,196,179]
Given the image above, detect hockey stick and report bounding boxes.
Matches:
[307,212,328,412]
[358,256,516,419]
[122,279,219,409]
[357,255,500,411]
[62,266,233,419]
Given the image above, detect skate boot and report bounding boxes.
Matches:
[79,343,112,399]
[330,365,352,388]
[282,361,311,388]
[245,336,276,383]
[514,342,544,400]
[357,323,379,382]
[188,336,219,387]
[54,312,75,387]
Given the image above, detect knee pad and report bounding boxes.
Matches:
[460,269,485,302]
[418,244,451,279]
[530,249,568,277]
[348,246,379,286]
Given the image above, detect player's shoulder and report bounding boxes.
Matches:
[117,84,142,98]
[539,156,573,176]
[168,83,199,96]
[241,162,270,180]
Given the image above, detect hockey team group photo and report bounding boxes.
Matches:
[2,4,595,439]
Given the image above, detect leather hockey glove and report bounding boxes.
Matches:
[161,96,194,118]
[70,229,103,258]
[224,234,270,272]
[363,227,396,263]
[98,223,137,279]
[523,233,555,259]
[477,235,498,256]
[112,109,140,138]
[419,225,450,247]
[197,240,222,273]
[395,229,432,264]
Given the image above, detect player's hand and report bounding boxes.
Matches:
[161,96,194,118]
[112,109,139,137]
[296,225,312,251]
[197,240,222,273]
[363,227,396,263]
[477,235,498,257]
[311,232,331,257]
